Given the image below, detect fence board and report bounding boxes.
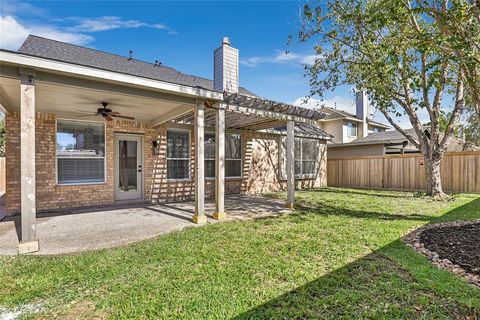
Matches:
[327,151,480,193]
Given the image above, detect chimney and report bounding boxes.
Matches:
[356,90,369,137]
[214,37,239,93]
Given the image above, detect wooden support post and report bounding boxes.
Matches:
[214,105,226,220]
[18,71,39,254]
[286,120,295,209]
[193,100,206,224]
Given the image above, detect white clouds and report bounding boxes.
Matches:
[0,15,93,50]
[240,50,318,68]
[0,2,177,50]
[67,16,176,34]
[0,1,47,17]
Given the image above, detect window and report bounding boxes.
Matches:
[372,127,383,133]
[204,133,242,178]
[205,133,216,178]
[346,122,357,137]
[281,137,320,179]
[167,130,190,180]
[226,134,242,177]
[56,120,105,184]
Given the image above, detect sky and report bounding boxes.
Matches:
[0,0,396,125]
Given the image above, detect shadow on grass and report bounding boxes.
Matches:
[233,197,480,319]
[294,203,434,222]
[304,187,415,199]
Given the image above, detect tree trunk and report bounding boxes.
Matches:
[424,155,447,198]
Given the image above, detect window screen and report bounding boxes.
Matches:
[167,130,190,179]
[203,133,242,178]
[205,133,216,178]
[225,134,242,177]
[56,120,105,184]
[281,137,320,179]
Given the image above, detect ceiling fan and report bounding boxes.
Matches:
[77,102,135,121]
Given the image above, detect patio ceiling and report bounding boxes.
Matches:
[0,69,195,125]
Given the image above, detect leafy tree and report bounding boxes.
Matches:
[293,0,480,198]
[463,107,480,145]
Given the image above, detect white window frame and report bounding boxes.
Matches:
[166,128,191,181]
[55,118,107,186]
[346,122,358,138]
[279,136,319,180]
[204,131,242,180]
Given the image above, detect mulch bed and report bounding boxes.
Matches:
[403,220,480,287]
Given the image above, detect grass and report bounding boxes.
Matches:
[0,188,479,319]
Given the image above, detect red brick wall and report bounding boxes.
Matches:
[5,112,327,214]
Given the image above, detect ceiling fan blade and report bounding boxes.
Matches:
[107,111,122,115]
[102,114,114,121]
[110,114,135,120]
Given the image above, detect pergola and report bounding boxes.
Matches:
[169,92,329,223]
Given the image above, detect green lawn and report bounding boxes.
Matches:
[1,188,479,319]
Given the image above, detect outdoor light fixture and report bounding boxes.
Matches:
[152,140,160,155]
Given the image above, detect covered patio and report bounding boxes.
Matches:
[0,194,291,255]
[0,44,329,255]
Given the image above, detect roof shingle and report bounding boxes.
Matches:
[17,35,257,96]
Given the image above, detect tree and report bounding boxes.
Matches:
[293,0,480,198]
[463,106,480,145]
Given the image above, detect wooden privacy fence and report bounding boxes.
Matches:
[327,151,480,193]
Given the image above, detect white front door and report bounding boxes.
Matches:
[115,134,143,201]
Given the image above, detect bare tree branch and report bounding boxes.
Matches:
[439,73,466,155]
[380,109,421,148]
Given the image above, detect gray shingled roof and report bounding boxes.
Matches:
[343,128,477,152]
[321,106,358,120]
[352,128,416,143]
[17,35,257,96]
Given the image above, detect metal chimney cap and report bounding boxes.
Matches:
[222,37,230,46]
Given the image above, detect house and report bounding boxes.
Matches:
[328,128,479,159]
[0,35,332,253]
[317,91,391,144]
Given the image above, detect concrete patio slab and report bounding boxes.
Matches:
[0,195,290,255]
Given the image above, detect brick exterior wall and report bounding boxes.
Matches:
[5,112,327,215]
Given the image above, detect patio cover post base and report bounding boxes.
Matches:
[18,240,39,255]
[192,215,207,224]
[213,212,227,220]
[285,202,294,209]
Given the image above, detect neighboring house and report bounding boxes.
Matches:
[317,91,391,144]
[0,35,332,252]
[328,128,479,159]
